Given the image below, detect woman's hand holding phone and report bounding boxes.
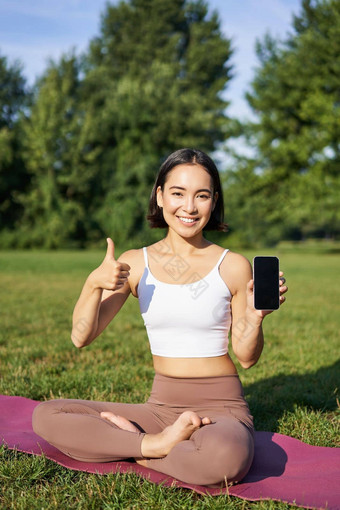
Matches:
[246,256,287,318]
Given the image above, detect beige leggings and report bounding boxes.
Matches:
[32,374,254,486]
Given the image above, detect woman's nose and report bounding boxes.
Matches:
[183,197,197,214]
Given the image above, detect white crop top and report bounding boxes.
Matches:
[138,247,232,358]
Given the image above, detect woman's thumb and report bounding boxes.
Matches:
[106,237,115,259]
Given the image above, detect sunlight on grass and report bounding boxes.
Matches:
[0,250,339,509]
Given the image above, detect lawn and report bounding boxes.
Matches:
[0,248,339,509]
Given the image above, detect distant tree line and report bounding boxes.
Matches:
[0,0,339,249]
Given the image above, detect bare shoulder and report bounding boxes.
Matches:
[220,250,252,295]
[224,250,251,271]
[118,248,144,266]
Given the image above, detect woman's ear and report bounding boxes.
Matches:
[156,186,163,208]
[212,192,218,211]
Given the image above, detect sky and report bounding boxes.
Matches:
[0,0,302,122]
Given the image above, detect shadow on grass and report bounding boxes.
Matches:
[244,359,340,431]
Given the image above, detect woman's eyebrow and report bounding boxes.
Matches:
[169,185,212,194]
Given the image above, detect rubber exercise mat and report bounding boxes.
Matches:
[1,395,339,509]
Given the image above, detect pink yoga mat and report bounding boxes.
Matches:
[1,395,339,509]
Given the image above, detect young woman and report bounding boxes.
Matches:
[33,148,287,487]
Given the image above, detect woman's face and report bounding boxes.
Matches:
[156,163,217,237]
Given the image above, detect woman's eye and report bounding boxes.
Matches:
[172,192,182,196]
[197,194,210,199]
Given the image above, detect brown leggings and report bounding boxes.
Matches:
[32,374,254,486]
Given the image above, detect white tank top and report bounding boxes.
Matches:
[138,247,232,358]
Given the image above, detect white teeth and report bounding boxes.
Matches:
[179,217,196,223]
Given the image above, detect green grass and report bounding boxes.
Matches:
[0,249,339,509]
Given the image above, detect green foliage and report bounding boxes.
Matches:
[83,0,232,246]
[0,249,338,507]
[0,53,30,236]
[226,0,340,246]
[0,0,232,249]
[15,54,103,248]
[2,0,340,249]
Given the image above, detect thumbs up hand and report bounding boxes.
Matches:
[87,238,131,291]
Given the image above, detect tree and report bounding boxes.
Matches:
[226,0,340,245]
[18,54,99,248]
[0,53,29,241]
[4,0,233,249]
[82,0,233,246]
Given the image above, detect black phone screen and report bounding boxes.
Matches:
[253,256,280,310]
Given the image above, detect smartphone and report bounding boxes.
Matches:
[253,256,280,310]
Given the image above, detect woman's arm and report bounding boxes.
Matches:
[71,238,131,348]
[230,266,264,369]
[222,253,287,369]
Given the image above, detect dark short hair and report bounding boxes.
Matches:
[147,148,228,232]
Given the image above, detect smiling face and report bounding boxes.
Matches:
[156,163,217,238]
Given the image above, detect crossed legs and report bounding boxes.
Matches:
[32,399,253,486]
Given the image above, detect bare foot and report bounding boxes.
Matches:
[100,410,211,462]
[140,411,211,459]
[100,412,140,433]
